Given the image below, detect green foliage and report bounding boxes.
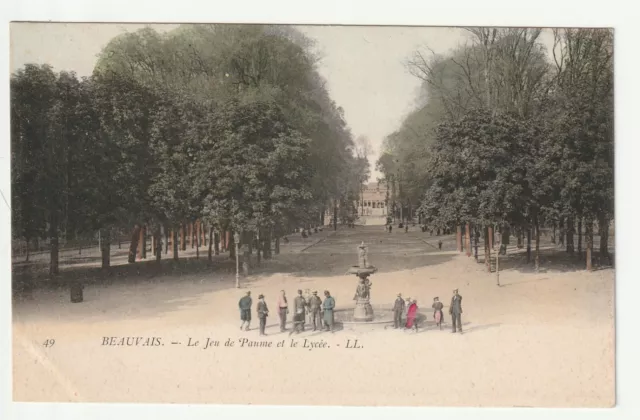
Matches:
[11,24,368,262]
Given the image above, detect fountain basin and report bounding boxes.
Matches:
[346,266,378,276]
[333,305,427,326]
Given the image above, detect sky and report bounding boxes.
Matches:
[10,23,546,180]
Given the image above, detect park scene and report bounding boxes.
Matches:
[10,24,614,407]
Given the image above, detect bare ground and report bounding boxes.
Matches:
[12,225,615,407]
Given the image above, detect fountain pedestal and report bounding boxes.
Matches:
[353,296,374,321]
[347,265,377,322]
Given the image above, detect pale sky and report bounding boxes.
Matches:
[10,23,550,180]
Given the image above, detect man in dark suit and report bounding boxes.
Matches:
[257,294,269,336]
[392,293,405,329]
[449,289,463,333]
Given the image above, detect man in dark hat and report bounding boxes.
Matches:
[293,289,307,334]
[257,294,269,336]
[238,291,252,331]
[307,290,323,331]
[449,289,463,333]
[322,290,336,332]
[392,293,405,329]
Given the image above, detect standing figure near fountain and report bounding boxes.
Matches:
[393,293,405,329]
[293,290,307,334]
[322,290,335,332]
[307,291,323,331]
[405,299,419,332]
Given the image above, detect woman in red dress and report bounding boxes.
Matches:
[405,299,419,331]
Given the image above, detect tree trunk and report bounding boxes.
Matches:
[320,209,325,225]
[256,230,261,264]
[155,227,162,262]
[140,225,147,260]
[456,225,463,253]
[101,228,111,269]
[49,213,60,276]
[465,223,471,257]
[165,226,170,254]
[474,226,479,261]
[586,218,593,271]
[598,214,610,264]
[559,217,565,247]
[500,229,509,255]
[264,230,272,259]
[195,234,200,259]
[534,218,540,271]
[333,202,338,231]
[208,227,214,262]
[484,226,491,272]
[526,227,532,263]
[488,225,494,250]
[275,236,280,255]
[551,222,556,244]
[181,224,186,251]
[229,232,236,259]
[188,223,193,248]
[214,231,220,255]
[566,216,575,253]
[151,234,156,257]
[25,238,30,262]
[172,228,179,261]
[517,228,523,249]
[128,225,141,264]
[577,218,583,259]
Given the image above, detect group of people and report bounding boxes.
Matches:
[238,289,337,336]
[392,289,464,333]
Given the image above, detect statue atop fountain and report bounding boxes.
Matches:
[347,241,377,321]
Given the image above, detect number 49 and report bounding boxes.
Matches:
[43,339,55,348]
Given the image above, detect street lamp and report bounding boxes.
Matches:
[234,232,240,288]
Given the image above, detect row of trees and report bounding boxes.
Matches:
[11,24,369,276]
[377,28,613,271]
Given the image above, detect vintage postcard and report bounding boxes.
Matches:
[10,22,614,407]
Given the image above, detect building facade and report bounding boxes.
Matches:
[358,182,388,217]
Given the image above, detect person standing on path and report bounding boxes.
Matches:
[432,296,444,330]
[277,290,289,332]
[405,299,419,331]
[449,289,463,333]
[307,291,323,331]
[292,289,307,334]
[404,296,412,324]
[257,294,269,336]
[238,291,252,331]
[392,293,405,329]
[322,290,336,332]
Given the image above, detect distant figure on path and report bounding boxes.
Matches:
[405,299,419,331]
[389,225,392,233]
[238,291,252,331]
[432,297,444,330]
[405,225,409,233]
[277,290,289,332]
[322,290,336,332]
[438,240,443,250]
[307,291,323,331]
[449,289,463,333]
[293,289,307,334]
[392,293,406,329]
[257,294,269,336]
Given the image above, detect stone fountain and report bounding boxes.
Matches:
[346,241,377,321]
